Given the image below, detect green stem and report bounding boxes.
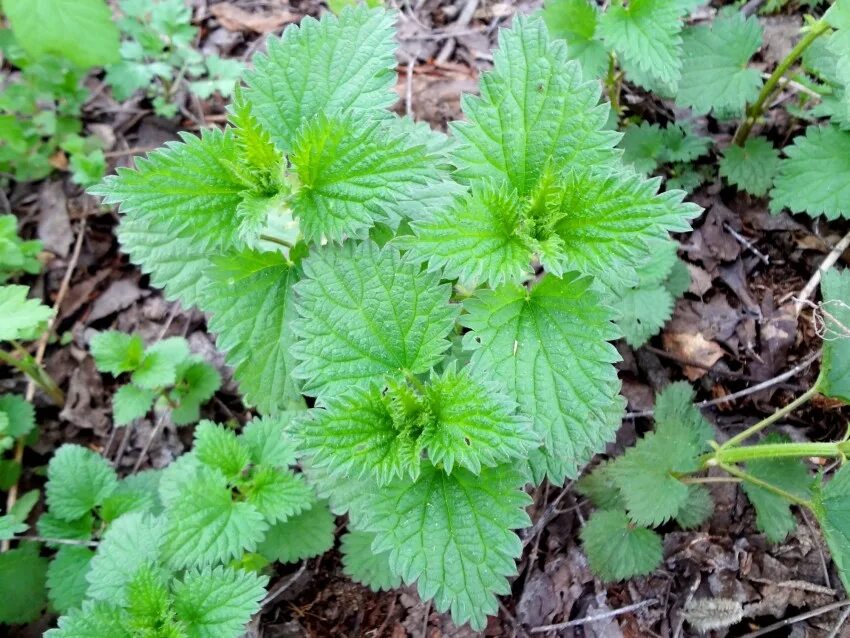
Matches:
[719,462,812,507]
[732,18,830,145]
[605,51,621,116]
[710,441,847,466]
[259,234,294,249]
[680,476,742,485]
[718,384,819,450]
[0,348,64,406]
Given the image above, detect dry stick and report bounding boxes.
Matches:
[21,535,98,548]
[435,0,479,64]
[795,229,850,316]
[529,598,658,633]
[800,507,832,590]
[825,603,850,638]
[405,56,416,117]
[723,222,770,265]
[261,560,308,608]
[738,599,850,638]
[521,482,574,548]
[103,145,159,158]
[624,349,821,419]
[131,411,169,473]
[2,219,86,551]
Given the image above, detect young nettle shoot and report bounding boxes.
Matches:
[90,331,220,426]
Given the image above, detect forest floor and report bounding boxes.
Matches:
[5,0,850,636]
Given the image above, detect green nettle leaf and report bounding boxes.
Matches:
[0,284,54,341]
[113,384,156,426]
[44,600,130,638]
[0,394,36,439]
[341,530,402,592]
[228,88,281,174]
[243,6,398,153]
[676,11,763,115]
[289,113,443,243]
[203,250,302,413]
[719,137,781,197]
[743,436,813,542]
[162,465,268,569]
[541,0,609,79]
[619,122,669,175]
[399,182,535,288]
[548,170,699,292]
[46,545,94,614]
[132,338,191,389]
[242,466,313,524]
[299,367,536,485]
[462,274,623,484]
[37,513,94,547]
[168,360,221,427]
[598,0,686,90]
[675,485,714,530]
[0,543,48,624]
[419,367,538,474]
[258,500,336,564]
[451,16,619,196]
[819,268,850,402]
[3,0,120,68]
[770,126,850,220]
[90,331,145,375]
[90,129,245,306]
[194,420,250,481]
[291,241,458,400]
[46,444,119,521]
[363,462,531,631]
[577,461,626,510]
[297,383,422,485]
[171,567,267,638]
[580,510,663,581]
[86,512,165,605]
[239,415,298,469]
[0,515,27,540]
[613,239,682,348]
[814,464,850,591]
[609,382,712,526]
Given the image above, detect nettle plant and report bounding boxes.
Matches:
[544,0,850,219]
[106,0,245,118]
[90,331,220,426]
[91,6,703,630]
[0,0,120,184]
[580,269,850,591]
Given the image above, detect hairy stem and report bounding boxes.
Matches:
[718,462,812,507]
[718,383,819,450]
[605,51,622,116]
[259,234,294,249]
[709,441,848,466]
[0,347,64,406]
[733,18,830,145]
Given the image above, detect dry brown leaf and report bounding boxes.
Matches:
[662,332,725,380]
[210,3,298,33]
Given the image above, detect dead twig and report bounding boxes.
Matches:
[2,219,86,550]
[795,229,850,316]
[625,349,822,419]
[723,223,770,265]
[529,598,658,633]
[436,0,479,64]
[261,561,308,609]
[739,599,850,638]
